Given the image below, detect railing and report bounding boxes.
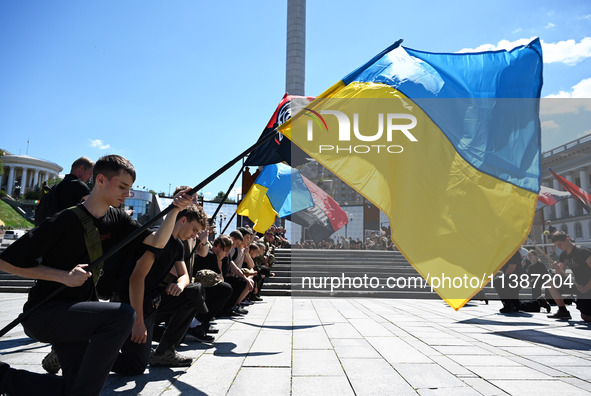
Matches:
[542,134,591,158]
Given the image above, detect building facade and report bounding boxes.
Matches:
[535,135,591,243]
[0,150,63,197]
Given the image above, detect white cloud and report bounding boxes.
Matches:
[545,78,591,98]
[512,27,522,34]
[458,37,591,66]
[544,37,591,65]
[89,139,111,150]
[541,120,559,129]
[545,22,556,29]
[580,15,591,20]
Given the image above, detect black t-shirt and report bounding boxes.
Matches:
[560,245,591,286]
[195,250,228,275]
[0,204,146,310]
[501,251,524,275]
[116,236,184,302]
[58,174,91,210]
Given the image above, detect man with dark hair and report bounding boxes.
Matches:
[0,154,192,396]
[547,231,591,321]
[34,156,95,226]
[111,204,208,373]
[191,235,233,335]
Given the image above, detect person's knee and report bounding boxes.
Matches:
[112,303,136,330]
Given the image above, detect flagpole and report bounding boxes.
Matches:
[0,127,280,338]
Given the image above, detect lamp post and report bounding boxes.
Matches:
[219,212,226,233]
[345,212,353,239]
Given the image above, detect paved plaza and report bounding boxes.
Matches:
[1,293,591,395]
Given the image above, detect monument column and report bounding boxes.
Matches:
[286,0,306,96]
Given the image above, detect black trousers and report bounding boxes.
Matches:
[224,276,247,311]
[196,281,232,325]
[111,287,202,376]
[494,277,521,309]
[19,300,135,396]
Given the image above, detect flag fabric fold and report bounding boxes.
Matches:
[237,163,314,233]
[550,169,591,213]
[280,38,543,310]
[536,185,572,210]
[287,175,349,242]
[245,94,315,167]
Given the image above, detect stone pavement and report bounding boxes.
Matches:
[1,293,591,395]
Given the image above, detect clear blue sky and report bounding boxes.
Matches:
[1,1,590,199]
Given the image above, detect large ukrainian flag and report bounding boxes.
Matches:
[281,39,543,309]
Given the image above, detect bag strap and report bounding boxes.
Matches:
[70,206,104,285]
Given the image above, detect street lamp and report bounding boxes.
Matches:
[345,212,353,239]
[219,212,227,233]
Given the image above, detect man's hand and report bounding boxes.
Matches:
[171,188,193,211]
[166,282,184,297]
[131,321,148,344]
[197,229,209,244]
[64,264,92,287]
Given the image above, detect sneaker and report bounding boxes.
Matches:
[252,295,263,301]
[149,348,192,367]
[42,349,61,374]
[547,308,571,320]
[205,325,219,334]
[241,300,254,306]
[186,326,215,343]
[232,306,249,315]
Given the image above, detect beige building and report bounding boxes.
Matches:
[535,135,591,243]
[0,149,63,196]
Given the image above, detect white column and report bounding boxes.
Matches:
[6,167,15,196]
[33,167,40,189]
[542,181,552,220]
[566,173,577,217]
[21,167,30,191]
[553,178,563,218]
[581,167,589,215]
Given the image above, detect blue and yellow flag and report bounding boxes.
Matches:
[237,163,314,233]
[281,39,543,309]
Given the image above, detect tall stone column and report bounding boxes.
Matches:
[581,167,589,215]
[6,166,15,196]
[553,178,563,219]
[33,168,40,189]
[21,167,29,192]
[566,173,577,217]
[286,0,305,96]
[542,181,552,220]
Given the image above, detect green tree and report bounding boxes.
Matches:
[212,191,235,203]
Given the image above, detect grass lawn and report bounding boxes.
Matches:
[0,200,34,228]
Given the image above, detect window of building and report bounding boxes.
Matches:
[575,223,583,239]
[561,224,568,234]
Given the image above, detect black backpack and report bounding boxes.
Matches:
[34,184,62,226]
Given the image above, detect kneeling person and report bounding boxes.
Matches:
[111,204,207,374]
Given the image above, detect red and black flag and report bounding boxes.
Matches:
[550,169,591,213]
[245,93,315,167]
[288,175,349,242]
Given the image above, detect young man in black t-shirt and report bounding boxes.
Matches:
[111,204,209,373]
[192,235,234,325]
[0,155,192,396]
[547,231,591,321]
